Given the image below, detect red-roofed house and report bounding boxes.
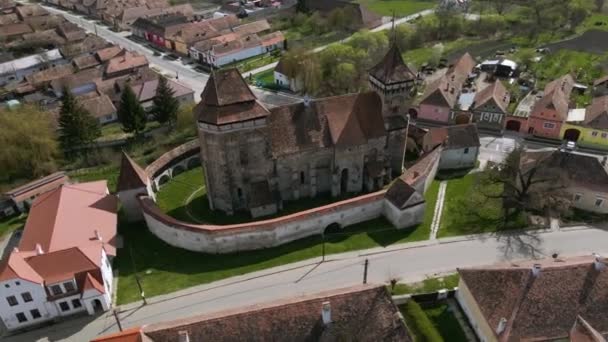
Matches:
[0,181,117,331]
[528,74,575,139]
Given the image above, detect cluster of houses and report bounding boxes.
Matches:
[131,14,285,68]
[0,1,194,125]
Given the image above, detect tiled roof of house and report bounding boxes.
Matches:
[105,51,148,75]
[520,150,608,191]
[532,74,575,121]
[90,327,143,342]
[385,179,420,209]
[232,19,270,36]
[594,75,608,87]
[459,255,608,342]
[26,245,99,284]
[23,14,65,31]
[117,152,148,192]
[584,95,608,129]
[426,123,480,150]
[82,271,105,294]
[133,285,411,341]
[369,44,416,85]
[472,80,510,113]
[570,316,607,342]
[18,181,117,256]
[3,171,69,203]
[260,30,284,47]
[0,22,32,38]
[0,13,19,25]
[419,75,459,108]
[57,22,86,41]
[446,52,476,86]
[25,63,75,86]
[60,35,109,57]
[79,94,116,119]
[95,45,123,62]
[15,4,49,18]
[129,78,193,103]
[212,34,262,57]
[190,32,238,53]
[73,54,101,70]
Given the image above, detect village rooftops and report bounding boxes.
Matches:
[426,123,480,151]
[369,43,416,85]
[117,152,148,192]
[419,75,460,108]
[0,48,63,76]
[472,80,510,113]
[105,51,148,75]
[584,95,608,129]
[3,171,68,204]
[0,22,32,38]
[91,284,412,341]
[532,74,575,121]
[78,94,116,119]
[458,255,608,341]
[129,78,193,103]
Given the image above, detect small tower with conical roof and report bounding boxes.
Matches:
[117,152,154,222]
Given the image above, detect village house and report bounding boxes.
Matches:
[471,80,510,133]
[417,53,476,124]
[204,31,284,68]
[129,78,194,111]
[528,74,575,139]
[104,51,148,78]
[131,14,189,49]
[273,57,303,92]
[196,43,412,217]
[0,49,66,86]
[593,75,608,97]
[78,93,117,124]
[423,123,480,170]
[1,172,69,215]
[457,255,608,342]
[521,149,608,214]
[559,95,608,149]
[0,22,33,41]
[91,285,412,342]
[0,181,117,332]
[164,15,240,56]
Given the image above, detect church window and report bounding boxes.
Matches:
[300,171,305,185]
[237,188,243,199]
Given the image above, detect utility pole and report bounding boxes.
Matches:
[129,245,147,305]
[113,309,123,331]
[363,259,369,284]
[321,233,325,262]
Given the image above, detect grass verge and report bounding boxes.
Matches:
[390,273,459,295]
[356,0,435,17]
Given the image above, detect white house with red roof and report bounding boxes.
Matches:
[0,181,117,331]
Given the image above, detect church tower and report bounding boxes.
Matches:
[368,40,417,176]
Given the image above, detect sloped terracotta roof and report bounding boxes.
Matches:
[26,246,99,284]
[260,31,284,47]
[82,271,105,294]
[385,179,420,209]
[446,52,476,86]
[129,78,193,103]
[419,75,459,108]
[584,95,608,129]
[4,171,68,203]
[90,327,143,342]
[117,152,148,192]
[140,284,411,341]
[459,256,608,341]
[0,251,42,284]
[79,94,116,119]
[73,54,101,70]
[594,75,608,87]
[426,123,480,150]
[369,44,416,85]
[95,45,123,62]
[15,4,48,18]
[232,19,270,36]
[25,63,75,86]
[0,22,32,38]
[18,181,118,256]
[105,51,148,75]
[532,74,575,121]
[472,80,510,113]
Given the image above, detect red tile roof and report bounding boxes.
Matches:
[105,51,148,75]
[570,316,606,342]
[18,181,118,256]
[90,327,143,342]
[472,80,510,113]
[0,251,41,283]
[83,271,105,294]
[101,285,411,341]
[26,245,100,284]
[584,95,608,129]
[531,74,575,121]
[4,172,69,203]
[459,256,608,341]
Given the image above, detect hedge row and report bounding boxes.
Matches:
[402,300,444,342]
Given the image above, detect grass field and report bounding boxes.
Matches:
[117,172,442,303]
[439,173,526,237]
[423,303,469,342]
[356,0,435,17]
[0,215,26,240]
[98,121,161,142]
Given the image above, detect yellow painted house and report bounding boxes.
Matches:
[560,95,608,150]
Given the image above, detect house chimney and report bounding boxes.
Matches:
[303,95,311,107]
[450,87,455,94]
[95,230,103,241]
[35,243,44,255]
[12,247,18,253]
[593,253,605,271]
[178,330,190,342]
[532,263,541,277]
[496,317,508,335]
[321,301,332,326]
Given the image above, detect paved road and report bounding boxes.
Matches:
[32,3,302,107]
[7,226,608,341]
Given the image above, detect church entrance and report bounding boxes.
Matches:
[340,169,349,194]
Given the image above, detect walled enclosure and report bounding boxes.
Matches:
[132,141,442,254]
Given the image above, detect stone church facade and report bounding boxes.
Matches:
[195,44,417,217]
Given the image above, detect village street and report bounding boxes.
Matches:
[6,225,608,342]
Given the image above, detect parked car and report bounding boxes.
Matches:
[164,54,179,61]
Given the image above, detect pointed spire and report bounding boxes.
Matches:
[390,10,397,45]
[369,43,416,85]
[117,151,148,192]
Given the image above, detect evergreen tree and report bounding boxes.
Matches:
[151,76,179,127]
[118,85,146,137]
[57,87,100,156]
[295,0,308,13]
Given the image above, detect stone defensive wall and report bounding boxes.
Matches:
[137,141,442,254]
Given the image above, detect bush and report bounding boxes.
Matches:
[402,300,444,342]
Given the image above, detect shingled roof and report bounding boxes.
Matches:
[114,285,411,341]
[472,80,510,113]
[369,43,416,85]
[196,68,269,125]
[117,152,148,192]
[426,123,480,150]
[459,256,608,342]
[532,74,575,121]
[584,95,608,129]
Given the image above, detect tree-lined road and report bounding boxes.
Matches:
[7,225,608,341]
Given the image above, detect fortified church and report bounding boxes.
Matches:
[195,43,418,217]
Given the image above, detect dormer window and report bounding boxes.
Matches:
[63,281,75,292]
[50,284,62,296]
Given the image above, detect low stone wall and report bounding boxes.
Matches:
[139,191,386,253]
[145,140,200,190]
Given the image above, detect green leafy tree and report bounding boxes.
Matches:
[151,76,179,127]
[118,85,146,137]
[0,106,59,183]
[58,87,100,155]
